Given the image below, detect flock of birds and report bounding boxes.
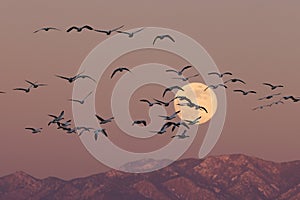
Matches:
[1,25,299,141]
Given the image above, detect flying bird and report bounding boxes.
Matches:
[159,111,180,120]
[132,120,147,126]
[34,27,60,33]
[171,130,189,139]
[166,65,192,76]
[57,120,72,129]
[0,91,6,94]
[66,25,94,32]
[153,34,175,45]
[25,80,47,88]
[76,126,94,136]
[153,98,175,107]
[208,72,233,78]
[13,86,32,93]
[48,111,65,126]
[162,86,184,97]
[25,127,43,134]
[233,89,256,96]
[171,121,190,132]
[204,84,227,91]
[69,91,93,105]
[184,116,201,125]
[95,114,114,124]
[111,67,131,79]
[64,127,77,134]
[258,93,281,100]
[252,105,266,111]
[175,96,193,104]
[94,128,108,140]
[263,83,284,90]
[151,122,177,134]
[172,74,199,82]
[224,78,246,84]
[281,95,300,102]
[116,28,144,38]
[56,71,95,83]
[140,99,161,107]
[94,25,124,35]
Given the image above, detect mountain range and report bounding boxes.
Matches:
[0,154,299,200]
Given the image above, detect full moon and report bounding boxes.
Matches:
[174,82,218,124]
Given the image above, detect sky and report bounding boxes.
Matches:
[0,0,300,180]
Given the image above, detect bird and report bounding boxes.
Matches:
[150,122,177,134]
[94,25,124,35]
[171,121,190,132]
[116,28,144,38]
[172,74,199,81]
[159,111,180,120]
[233,89,256,96]
[268,100,284,107]
[13,85,32,93]
[224,78,246,84]
[57,120,72,129]
[95,114,114,124]
[66,25,94,32]
[184,116,201,125]
[48,111,64,126]
[166,65,192,76]
[208,72,233,78]
[153,34,175,45]
[281,95,300,102]
[204,84,227,91]
[263,83,284,90]
[93,128,108,140]
[25,127,43,134]
[175,96,194,104]
[69,91,93,105]
[132,120,147,126]
[34,27,60,33]
[153,98,175,107]
[0,91,6,94]
[64,127,77,134]
[258,93,281,100]
[162,86,184,97]
[76,126,94,136]
[171,130,189,139]
[25,80,47,88]
[252,105,266,111]
[139,99,161,107]
[56,71,95,83]
[111,67,131,79]
[194,104,208,113]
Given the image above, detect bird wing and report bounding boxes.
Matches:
[77,75,96,82]
[171,135,177,138]
[188,74,199,78]
[111,68,122,78]
[171,110,180,118]
[233,89,245,94]
[66,26,78,32]
[95,114,104,121]
[121,67,130,72]
[235,79,246,84]
[132,28,145,34]
[263,83,274,88]
[170,86,184,91]
[94,133,98,141]
[25,128,35,131]
[94,29,109,34]
[83,91,93,101]
[111,25,125,32]
[249,91,257,94]
[208,72,221,77]
[56,75,70,81]
[153,98,166,105]
[58,111,64,119]
[180,122,190,129]
[68,99,82,103]
[13,88,27,91]
[140,99,151,104]
[163,35,175,42]
[33,28,43,33]
[101,129,108,137]
[162,88,170,97]
[223,72,233,76]
[82,25,94,30]
[142,121,147,126]
[165,69,178,73]
[180,65,192,73]
[152,36,160,45]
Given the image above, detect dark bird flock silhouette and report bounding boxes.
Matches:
[2,24,298,142]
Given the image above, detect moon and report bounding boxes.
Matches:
[174,82,218,124]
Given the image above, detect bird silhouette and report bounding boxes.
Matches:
[95,114,114,124]
[159,111,180,120]
[66,25,94,32]
[93,128,108,140]
[56,72,95,83]
[69,91,93,105]
[48,111,64,126]
[34,27,60,33]
[13,85,32,93]
[252,105,266,111]
[172,74,199,81]
[233,89,256,95]
[25,80,47,88]
[140,99,161,107]
[184,116,201,125]
[162,86,184,97]
[94,25,124,35]
[153,34,175,45]
[0,91,5,94]
[116,28,144,38]
[166,65,192,76]
[208,72,233,78]
[263,83,284,90]
[171,130,189,139]
[204,84,227,91]
[281,95,300,102]
[224,78,246,84]
[132,120,147,126]
[25,127,43,134]
[111,67,131,79]
[153,98,175,107]
[258,93,281,100]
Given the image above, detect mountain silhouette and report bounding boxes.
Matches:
[0,154,299,200]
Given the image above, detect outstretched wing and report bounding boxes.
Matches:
[111,68,121,78]
[82,25,94,30]
[111,25,124,32]
[208,72,221,77]
[152,36,160,45]
[66,26,78,32]
[263,83,274,88]
[56,75,70,81]
[101,129,108,137]
[236,79,246,84]
[233,89,245,94]
[165,69,178,73]
[25,128,35,131]
[95,114,104,121]
[180,65,192,73]
[164,35,175,42]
